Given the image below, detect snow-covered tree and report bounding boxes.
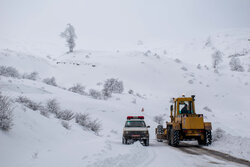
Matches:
[212,50,223,70]
[60,24,77,53]
[229,57,244,72]
[0,93,13,131]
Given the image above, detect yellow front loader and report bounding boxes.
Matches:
[155,95,212,146]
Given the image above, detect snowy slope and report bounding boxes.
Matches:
[0,30,250,167]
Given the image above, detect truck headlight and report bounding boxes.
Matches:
[125,131,129,134]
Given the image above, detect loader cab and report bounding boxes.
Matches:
[171,95,196,118]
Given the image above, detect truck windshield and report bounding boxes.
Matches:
[125,121,146,127]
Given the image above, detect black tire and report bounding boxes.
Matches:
[171,129,179,147]
[123,137,128,144]
[167,127,172,145]
[198,130,212,146]
[206,130,212,145]
[144,139,149,146]
[157,125,164,134]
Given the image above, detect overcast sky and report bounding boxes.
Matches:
[1,0,250,48]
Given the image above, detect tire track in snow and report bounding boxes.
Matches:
[177,143,250,167]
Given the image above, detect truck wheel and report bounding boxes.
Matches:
[122,137,128,144]
[171,129,179,146]
[144,139,149,146]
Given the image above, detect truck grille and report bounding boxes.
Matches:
[128,131,145,135]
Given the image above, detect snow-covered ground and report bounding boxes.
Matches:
[0,29,250,167]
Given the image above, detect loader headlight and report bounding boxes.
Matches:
[125,131,129,134]
[144,131,148,134]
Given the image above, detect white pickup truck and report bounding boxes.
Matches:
[122,116,150,146]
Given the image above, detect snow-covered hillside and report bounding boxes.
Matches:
[0,30,250,167]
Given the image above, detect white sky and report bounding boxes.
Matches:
[1,0,250,49]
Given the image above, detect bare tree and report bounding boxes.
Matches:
[60,24,77,53]
[229,57,244,72]
[212,50,223,71]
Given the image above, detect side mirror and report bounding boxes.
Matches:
[170,105,173,111]
[147,126,150,128]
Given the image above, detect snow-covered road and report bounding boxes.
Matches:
[86,138,250,167]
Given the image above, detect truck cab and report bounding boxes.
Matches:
[122,116,150,146]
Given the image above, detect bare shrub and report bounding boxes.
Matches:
[56,109,74,120]
[181,66,188,71]
[75,113,90,127]
[0,66,20,78]
[203,106,212,112]
[22,72,39,80]
[229,57,244,72]
[61,121,71,130]
[0,93,14,131]
[212,50,223,70]
[175,58,181,63]
[86,119,102,134]
[68,83,86,95]
[153,115,164,125]
[89,89,102,99]
[128,89,134,94]
[39,107,49,118]
[46,99,60,114]
[43,77,57,86]
[213,128,225,142]
[197,64,201,69]
[102,78,124,98]
[16,96,42,111]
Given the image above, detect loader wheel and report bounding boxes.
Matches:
[167,127,172,145]
[198,130,212,146]
[171,129,179,146]
[206,130,212,145]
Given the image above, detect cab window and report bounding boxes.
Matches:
[179,101,193,114]
[125,121,146,127]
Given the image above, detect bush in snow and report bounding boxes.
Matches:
[39,107,50,118]
[46,99,60,114]
[248,66,250,72]
[89,89,102,99]
[0,93,13,131]
[181,66,188,71]
[204,36,212,47]
[213,128,225,142]
[128,89,134,94]
[86,119,102,134]
[68,83,86,95]
[22,71,39,81]
[75,113,90,127]
[174,58,181,63]
[0,66,20,78]
[212,50,223,70]
[103,78,124,95]
[56,109,74,121]
[16,96,42,111]
[197,64,201,69]
[61,121,71,130]
[153,115,164,125]
[43,77,57,86]
[60,23,77,53]
[229,57,244,72]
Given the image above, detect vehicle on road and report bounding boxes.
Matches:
[122,116,150,146]
[155,95,212,146]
